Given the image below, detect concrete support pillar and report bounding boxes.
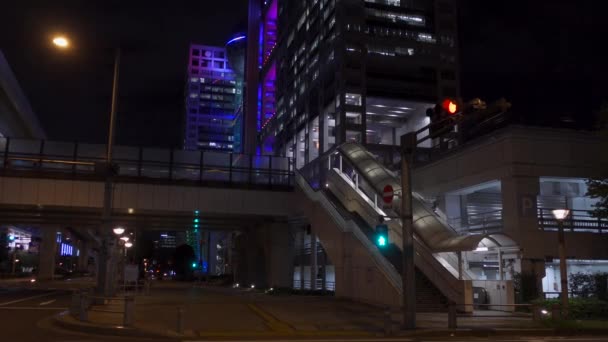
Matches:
[500,176,540,244]
[260,222,293,288]
[520,258,546,301]
[310,233,318,290]
[498,249,504,281]
[38,228,58,280]
[77,242,89,272]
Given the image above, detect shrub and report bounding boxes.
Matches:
[533,297,608,320]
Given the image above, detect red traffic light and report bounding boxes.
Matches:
[441,98,458,115]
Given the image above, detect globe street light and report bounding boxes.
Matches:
[113,227,125,235]
[125,242,133,248]
[120,236,130,242]
[552,208,570,318]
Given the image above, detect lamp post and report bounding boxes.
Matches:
[552,209,570,318]
[123,241,133,293]
[52,35,122,297]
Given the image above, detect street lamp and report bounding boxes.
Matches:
[120,236,130,242]
[52,35,122,297]
[113,227,125,235]
[52,36,69,48]
[552,208,570,318]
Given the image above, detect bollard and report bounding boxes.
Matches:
[383,306,392,336]
[79,291,88,322]
[551,303,561,320]
[123,296,135,326]
[176,306,184,334]
[448,304,457,329]
[70,291,80,317]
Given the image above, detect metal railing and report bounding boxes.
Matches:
[292,279,335,291]
[538,208,608,233]
[0,137,294,189]
[448,209,503,234]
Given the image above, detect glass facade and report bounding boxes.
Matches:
[254,0,460,168]
[184,44,245,152]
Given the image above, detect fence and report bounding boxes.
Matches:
[448,209,503,233]
[0,137,294,189]
[538,208,608,233]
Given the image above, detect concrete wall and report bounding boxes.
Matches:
[412,126,608,260]
[413,126,608,196]
[234,222,293,289]
[294,186,401,306]
[0,176,296,217]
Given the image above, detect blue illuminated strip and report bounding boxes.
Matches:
[226,35,246,46]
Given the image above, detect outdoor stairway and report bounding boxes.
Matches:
[324,190,448,311]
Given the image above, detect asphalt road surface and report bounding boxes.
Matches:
[1,287,607,342]
[0,286,171,342]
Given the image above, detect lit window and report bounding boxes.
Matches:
[345,93,362,106]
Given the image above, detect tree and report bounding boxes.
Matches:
[586,103,608,219]
[587,178,608,219]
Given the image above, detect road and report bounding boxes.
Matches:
[1,286,607,342]
[0,286,173,342]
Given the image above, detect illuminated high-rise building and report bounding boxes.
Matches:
[247,0,460,163]
[183,42,245,152]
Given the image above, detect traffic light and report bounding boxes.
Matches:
[441,98,459,115]
[191,262,197,269]
[375,223,389,248]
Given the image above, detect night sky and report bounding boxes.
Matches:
[1,0,607,147]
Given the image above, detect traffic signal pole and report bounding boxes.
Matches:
[400,132,417,330]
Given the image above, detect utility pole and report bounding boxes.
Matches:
[400,132,417,329]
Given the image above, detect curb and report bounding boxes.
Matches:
[52,311,169,339]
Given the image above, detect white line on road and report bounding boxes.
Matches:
[0,291,59,306]
[39,299,56,306]
[0,306,67,310]
[183,340,414,342]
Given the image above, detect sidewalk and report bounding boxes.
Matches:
[53,281,557,339]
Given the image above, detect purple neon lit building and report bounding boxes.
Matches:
[183,44,243,152]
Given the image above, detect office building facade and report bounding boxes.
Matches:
[248,0,459,166]
[184,44,244,152]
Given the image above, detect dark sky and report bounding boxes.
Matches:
[1,0,607,146]
[0,0,248,147]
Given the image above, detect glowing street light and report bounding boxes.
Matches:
[124,242,133,248]
[113,227,125,235]
[552,209,570,221]
[52,36,69,48]
[552,208,571,318]
[120,236,130,242]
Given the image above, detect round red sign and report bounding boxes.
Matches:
[383,185,394,204]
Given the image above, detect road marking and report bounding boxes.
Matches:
[185,339,413,342]
[0,306,67,310]
[0,291,58,306]
[39,299,56,306]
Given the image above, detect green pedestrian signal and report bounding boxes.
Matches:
[375,224,389,248]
